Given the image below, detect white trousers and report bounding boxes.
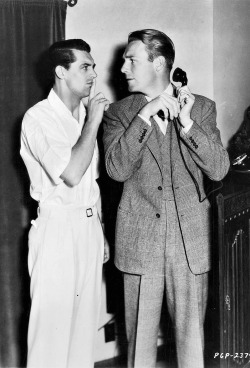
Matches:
[27,204,104,368]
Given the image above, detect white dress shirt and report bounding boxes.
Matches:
[20,89,100,207]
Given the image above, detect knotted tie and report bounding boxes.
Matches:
[157,110,166,121]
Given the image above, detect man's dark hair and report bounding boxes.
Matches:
[128,29,175,71]
[48,39,91,82]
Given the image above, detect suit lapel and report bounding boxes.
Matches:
[146,118,163,173]
[128,94,163,174]
[125,93,146,123]
[170,119,182,170]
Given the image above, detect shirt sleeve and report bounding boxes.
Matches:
[24,118,71,185]
[39,134,71,184]
[181,120,194,134]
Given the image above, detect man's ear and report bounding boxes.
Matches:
[55,65,66,80]
[153,56,166,72]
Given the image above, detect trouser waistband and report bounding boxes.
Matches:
[38,204,98,220]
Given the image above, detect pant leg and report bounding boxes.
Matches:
[164,199,208,368]
[67,213,104,368]
[123,273,164,368]
[27,208,103,368]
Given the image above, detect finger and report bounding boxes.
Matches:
[104,102,110,111]
[88,78,96,102]
[179,96,187,109]
[168,107,175,121]
[178,89,192,99]
[178,90,192,98]
[94,92,105,101]
[160,92,178,111]
[177,86,190,102]
[103,249,110,263]
[161,103,174,120]
[97,96,108,101]
[95,97,109,109]
[179,92,194,107]
[160,95,179,118]
[161,106,169,120]
[178,85,191,94]
[178,88,194,100]
[106,249,110,261]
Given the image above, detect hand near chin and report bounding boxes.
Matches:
[87,79,110,127]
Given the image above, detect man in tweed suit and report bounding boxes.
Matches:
[103,29,230,368]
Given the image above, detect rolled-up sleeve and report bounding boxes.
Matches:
[39,135,71,185]
[24,120,71,185]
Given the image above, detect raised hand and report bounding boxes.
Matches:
[139,92,180,121]
[177,85,195,127]
[87,79,110,127]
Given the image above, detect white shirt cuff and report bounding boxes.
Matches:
[182,120,193,134]
[138,114,151,126]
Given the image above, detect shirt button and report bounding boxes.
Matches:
[158,186,162,190]
[156,213,160,218]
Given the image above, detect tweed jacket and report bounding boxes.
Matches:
[103,92,230,275]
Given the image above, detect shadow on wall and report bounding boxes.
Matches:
[12,114,36,366]
[97,42,128,320]
[34,49,54,100]
[97,43,130,358]
[227,106,250,161]
[97,125,126,355]
[106,44,129,102]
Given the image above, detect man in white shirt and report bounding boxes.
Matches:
[20,39,110,368]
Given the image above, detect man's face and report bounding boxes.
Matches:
[63,49,97,99]
[121,40,157,95]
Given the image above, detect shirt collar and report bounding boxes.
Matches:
[145,83,174,102]
[48,88,86,128]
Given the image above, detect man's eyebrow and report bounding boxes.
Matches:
[123,53,136,59]
[81,62,96,68]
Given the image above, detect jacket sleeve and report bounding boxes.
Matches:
[103,104,153,182]
[180,99,230,181]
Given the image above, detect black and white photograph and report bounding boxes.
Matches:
[0,1,250,367]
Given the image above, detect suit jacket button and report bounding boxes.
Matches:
[156,213,160,218]
[158,186,162,190]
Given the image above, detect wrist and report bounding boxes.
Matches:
[85,118,100,132]
[179,116,193,128]
[139,106,151,120]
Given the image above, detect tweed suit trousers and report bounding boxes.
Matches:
[123,188,208,368]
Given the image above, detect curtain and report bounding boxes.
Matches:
[0,1,67,366]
